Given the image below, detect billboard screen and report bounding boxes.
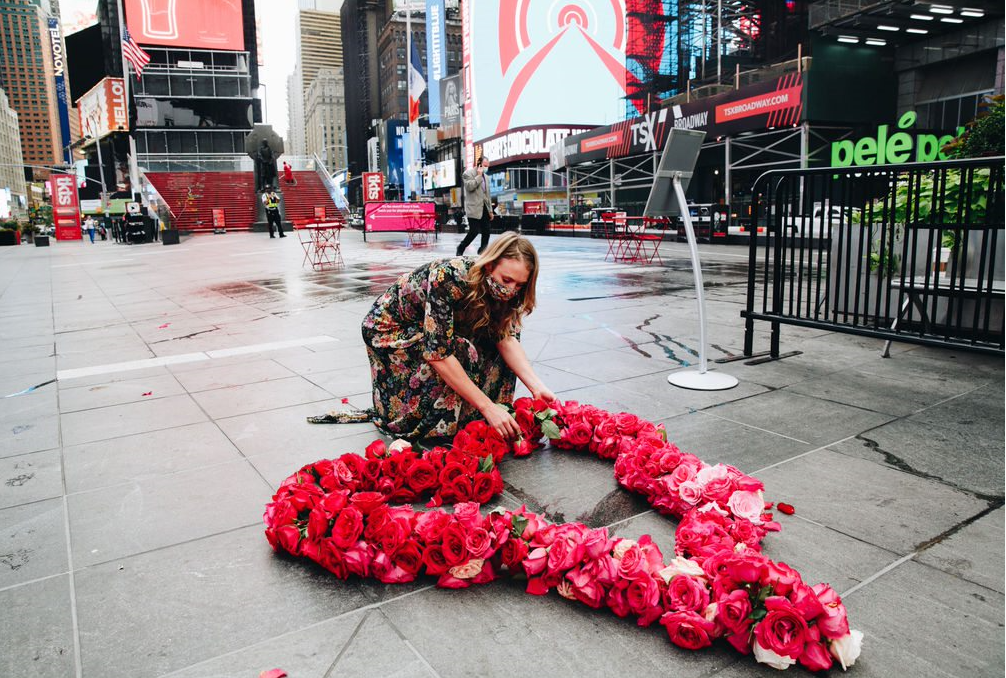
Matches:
[77,78,128,140]
[426,0,447,124]
[124,0,245,51]
[364,201,436,232]
[463,0,629,166]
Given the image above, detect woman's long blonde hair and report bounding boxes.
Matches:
[458,232,539,341]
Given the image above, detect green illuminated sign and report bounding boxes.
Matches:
[831,112,964,167]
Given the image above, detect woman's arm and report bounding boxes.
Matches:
[428,356,522,439]
[496,336,556,402]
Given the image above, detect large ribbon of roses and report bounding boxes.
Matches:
[264,398,864,672]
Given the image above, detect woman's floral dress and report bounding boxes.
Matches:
[361,256,516,440]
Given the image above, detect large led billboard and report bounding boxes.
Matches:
[124,0,245,51]
[463,0,630,166]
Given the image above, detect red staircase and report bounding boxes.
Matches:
[279,171,344,227]
[145,172,258,232]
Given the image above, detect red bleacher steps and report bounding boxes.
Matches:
[145,172,258,232]
[279,171,344,227]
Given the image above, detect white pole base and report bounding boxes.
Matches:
[668,370,739,391]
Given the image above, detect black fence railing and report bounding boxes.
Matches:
[742,158,1005,358]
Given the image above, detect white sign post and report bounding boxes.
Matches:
[643,129,737,391]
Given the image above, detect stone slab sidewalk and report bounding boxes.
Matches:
[0,231,1002,677]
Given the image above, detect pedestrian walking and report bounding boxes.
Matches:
[457,155,493,255]
[84,215,96,243]
[261,189,285,238]
[309,232,554,442]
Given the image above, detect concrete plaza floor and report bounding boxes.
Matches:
[1,230,1002,678]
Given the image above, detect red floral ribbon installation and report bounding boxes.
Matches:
[264,399,864,671]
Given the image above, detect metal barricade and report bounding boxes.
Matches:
[742,158,1005,358]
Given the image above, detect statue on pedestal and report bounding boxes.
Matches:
[255,140,277,192]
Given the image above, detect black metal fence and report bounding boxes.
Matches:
[742,158,1005,357]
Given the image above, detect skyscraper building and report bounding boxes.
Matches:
[287,1,343,156]
[0,87,28,213]
[0,0,67,179]
[304,67,347,170]
[340,0,388,179]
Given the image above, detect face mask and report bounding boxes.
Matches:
[485,274,518,302]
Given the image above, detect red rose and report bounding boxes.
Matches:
[348,491,386,514]
[406,459,439,494]
[319,490,349,516]
[307,507,331,541]
[316,538,349,578]
[753,596,809,660]
[614,412,642,435]
[811,583,850,639]
[716,589,753,635]
[331,507,364,548]
[472,472,497,504]
[465,527,493,558]
[439,462,468,485]
[360,459,383,486]
[443,476,474,503]
[660,611,716,650]
[272,524,301,555]
[263,499,296,530]
[617,543,644,579]
[365,439,387,459]
[422,544,448,575]
[500,538,529,570]
[702,476,735,504]
[799,625,834,672]
[414,510,451,542]
[440,524,469,567]
[762,560,801,597]
[562,420,593,449]
[665,575,711,613]
[392,540,424,576]
[512,437,533,457]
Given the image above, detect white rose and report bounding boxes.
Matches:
[727,490,766,524]
[829,630,864,670]
[448,558,484,580]
[753,640,798,670]
[389,439,412,453]
[657,556,707,584]
[612,539,637,559]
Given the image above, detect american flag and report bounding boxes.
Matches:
[121,27,151,79]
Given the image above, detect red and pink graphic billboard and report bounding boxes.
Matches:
[50,174,82,240]
[124,0,245,51]
[463,0,656,166]
[364,202,436,233]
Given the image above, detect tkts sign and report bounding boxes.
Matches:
[50,174,82,240]
[363,172,385,202]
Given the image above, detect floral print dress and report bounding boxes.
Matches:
[361,256,517,440]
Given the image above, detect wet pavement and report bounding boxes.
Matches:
[0,230,1002,677]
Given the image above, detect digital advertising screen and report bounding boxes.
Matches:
[124,0,245,51]
[463,0,629,165]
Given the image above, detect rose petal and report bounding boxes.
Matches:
[777,502,796,515]
[142,392,153,397]
[259,670,287,678]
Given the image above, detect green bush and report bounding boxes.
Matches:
[944,95,1004,159]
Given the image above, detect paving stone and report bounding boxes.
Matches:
[303,364,377,399]
[60,393,208,447]
[58,372,187,413]
[756,448,989,555]
[498,446,651,527]
[915,507,1005,594]
[164,609,371,678]
[0,388,59,458]
[542,348,669,383]
[652,410,813,474]
[837,560,1005,678]
[171,358,296,393]
[189,376,334,419]
[707,389,895,447]
[0,575,75,677]
[0,448,62,510]
[62,422,245,494]
[68,458,272,567]
[0,498,67,589]
[73,525,428,678]
[381,579,737,678]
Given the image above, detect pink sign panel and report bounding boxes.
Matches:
[365,202,436,233]
[50,174,82,240]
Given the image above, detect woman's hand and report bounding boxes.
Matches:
[481,403,522,440]
[531,385,556,403]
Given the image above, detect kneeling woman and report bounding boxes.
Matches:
[360,232,554,441]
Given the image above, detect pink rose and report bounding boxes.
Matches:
[679,480,704,506]
[701,476,735,504]
[762,560,801,597]
[582,527,613,560]
[616,543,644,579]
[665,575,711,613]
[753,596,809,661]
[627,574,663,627]
[465,527,493,559]
[523,547,548,576]
[448,557,485,580]
[614,412,642,435]
[716,589,753,635]
[812,583,850,639]
[452,501,482,529]
[727,490,766,524]
[798,625,834,672]
[660,611,716,650]
[561,420,594,449]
